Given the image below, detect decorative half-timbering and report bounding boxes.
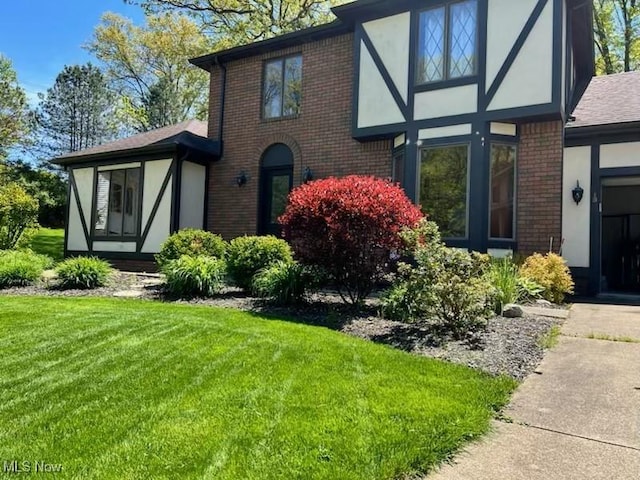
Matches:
[53,120,220,266]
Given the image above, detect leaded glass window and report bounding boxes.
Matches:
[417,0,477,84]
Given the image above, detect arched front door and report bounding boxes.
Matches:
[258,143,294,236]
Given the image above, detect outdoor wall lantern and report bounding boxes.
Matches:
[572,181,584,205]
[235,171,248,187]
[302,166,314,183]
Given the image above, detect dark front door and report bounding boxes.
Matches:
[258,166,293,236]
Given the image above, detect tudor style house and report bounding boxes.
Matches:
[58,0,640,297]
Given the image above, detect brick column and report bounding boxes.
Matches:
[517,120,564,256]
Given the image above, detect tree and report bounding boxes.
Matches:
[87,13,211,132]
[125,0,347,43]
[0,182,39,250]
[0,54,30,161]
[36,63,116,159]
[594,0,640,74]
[280,176,424,304]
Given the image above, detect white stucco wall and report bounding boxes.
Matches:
[141,159,172,231]
[92,242,137,253]
[141,185,172,253]
[419,124,472,140]
[488,0,554,111]
[67,186,88,251]
[562,146,591,268]
[362,12,410,103]
[72,168,94,229]
[600,142,640,169]
[414,85,478,120]
[179,161,206,230]
[357,41,405,128]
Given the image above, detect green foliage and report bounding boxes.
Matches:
[594,0,640,74]
[0,250,52,288]
[0,182,39,249]
[156,229,227,268]
[36,63,116,158]
[252,261,321,305]
[381,220,494,338]
[56,257,113,290]
[162,255,226,298]
[88,13,211,132]
[226,236,293,291]
[520,253,575,304]
[0,54,30,159]
[487,257,544,314]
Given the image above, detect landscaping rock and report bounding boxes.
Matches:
[535,299,553,308]
[113,290,144,298]
[502,304,524,318]
[41,269,58,281]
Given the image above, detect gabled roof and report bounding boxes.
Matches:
[52,120,220,165]
[568,71,640,130]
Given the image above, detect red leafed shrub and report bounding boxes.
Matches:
[279,175,424,304]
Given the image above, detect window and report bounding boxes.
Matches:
[489,144,516,240]
[94,168,140,237]
[263,55,302,119]
[419,145,469,238]
[417,0,477,84]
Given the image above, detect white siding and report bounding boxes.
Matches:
[357,41,405,128]
[488,0,554,111]
[67,186,88,251]
[179,161,206,230]
[363,13,410,103]
[92,241,137,253]
[600,142,640,169]
[142,159,172,230]
[414,85,477,120]
[562,146,591,268]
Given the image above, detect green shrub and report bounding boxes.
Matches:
[0,250,51,288]
[226,236,293,291]
[488,256,545,313]
[381,220,493,338]
[163,255,226,298]
[520,253,574,303]
[252,261,322,305]
[156,229,227,268]
[56,257,113,289]
[0,182,39,249]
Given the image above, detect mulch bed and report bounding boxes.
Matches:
[1,273,565,380]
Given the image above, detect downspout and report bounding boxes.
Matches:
[213,57,227,156]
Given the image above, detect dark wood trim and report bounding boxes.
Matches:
[484,0,549,109]
[203,162,211,231]
[66,250,156,261]
[600,166,640,178]
[63,169,72,257]
[551,0,563,108]
[140,159,175,249]
[414,76,478,93]
[589,145,601,295]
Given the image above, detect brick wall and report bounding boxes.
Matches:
[206,33,392,239]
[517,120,564,256]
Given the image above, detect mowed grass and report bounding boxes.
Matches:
[29,228,64,262]
[0,297,516,479]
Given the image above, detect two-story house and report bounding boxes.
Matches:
[58,0,639,297]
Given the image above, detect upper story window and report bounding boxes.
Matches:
[417,0,478,84]
[263,55,302,119]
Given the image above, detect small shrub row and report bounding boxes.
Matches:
[0,249,52,288]
[162,255,226,298]
[252,261,324,305]
[56,257,113,289]
[155,228,226,268]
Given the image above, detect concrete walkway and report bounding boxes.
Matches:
[429,303,640,480]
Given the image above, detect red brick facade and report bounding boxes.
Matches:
[206,33,392,239]
[516,121,564,256]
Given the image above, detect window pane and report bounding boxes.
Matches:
[449,0,477,78]
[270,175,290,223]
[283,56,302,116]
[393,151,405,185]
[108,170,124,235]
[417,7,445,83]
[490,145,516,239]
[263,60,283,119]
[123,168,140,235]
[94,172,110,236]
[420,145,469,238]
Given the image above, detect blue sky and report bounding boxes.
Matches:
[0,1,145,105]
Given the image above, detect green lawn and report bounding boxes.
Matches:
[0,297,516,479]
[29,228,64,262]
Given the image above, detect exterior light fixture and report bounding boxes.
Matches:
[302,166,313,183]
[236,171,247,187]
[572,181,584,205]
